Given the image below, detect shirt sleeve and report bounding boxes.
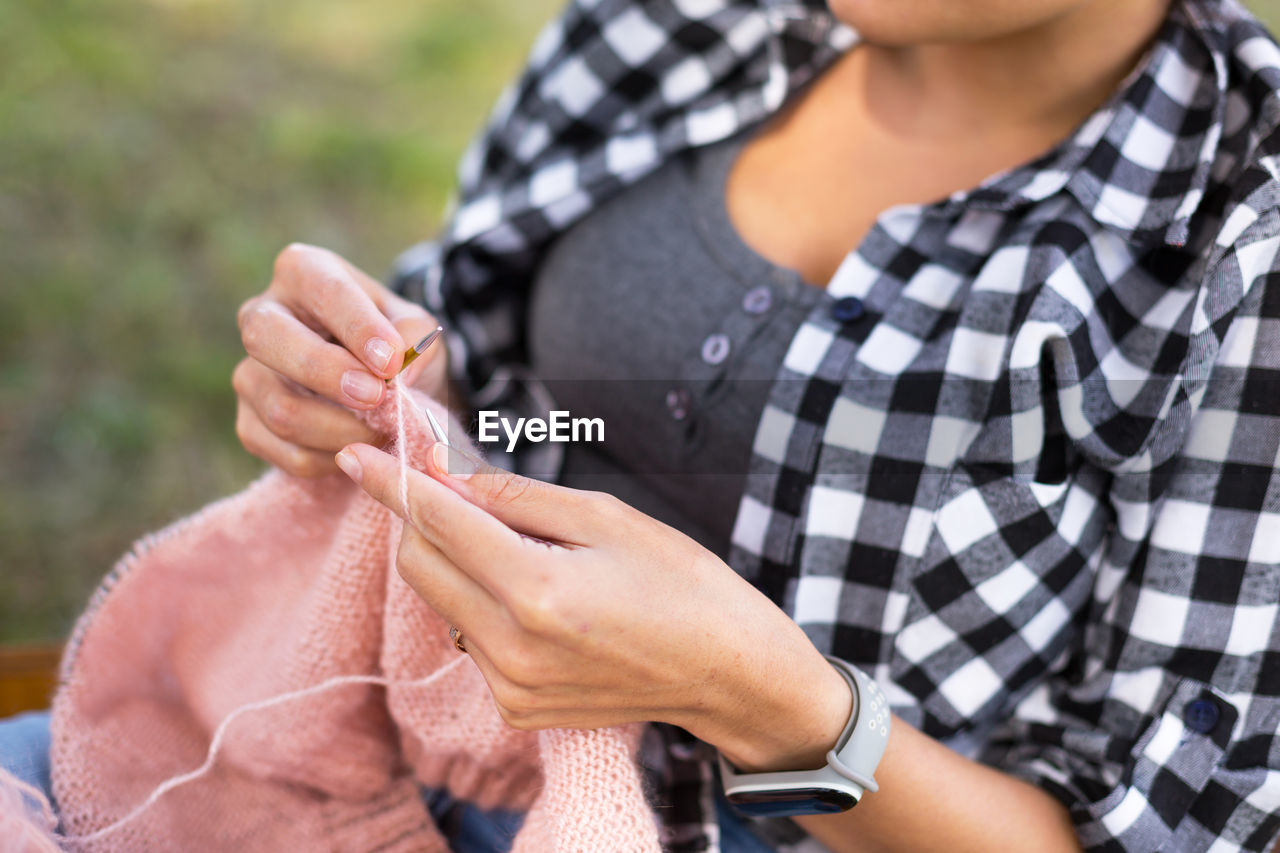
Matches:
[977,220,1280,852]
[387,239,564,480]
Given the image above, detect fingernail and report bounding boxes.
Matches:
[366,338,394,371]
[341,370,382,405]
[432,443,479,479]
[335,448,363,482]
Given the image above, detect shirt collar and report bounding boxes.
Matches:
[923,0,1230,248]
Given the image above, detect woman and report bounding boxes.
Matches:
[9,0,1278,849]
[232,0,1280,849]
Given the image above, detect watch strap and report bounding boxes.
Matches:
[718,657,890,806]
[823,656,889,793]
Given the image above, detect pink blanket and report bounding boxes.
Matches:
[7,390,661,851]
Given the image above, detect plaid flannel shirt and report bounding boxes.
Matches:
[391,0,1280,848]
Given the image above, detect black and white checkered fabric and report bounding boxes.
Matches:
[392,0,1280,849]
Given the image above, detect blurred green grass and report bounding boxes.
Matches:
[0,0,560,642]
[3,1,1280,644]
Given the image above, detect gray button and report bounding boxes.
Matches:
[701,333,731,365]
[742,286,772,314]
[665,388,692,420]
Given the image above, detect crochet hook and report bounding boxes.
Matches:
[395,326,443,379]
[389,325,451,447]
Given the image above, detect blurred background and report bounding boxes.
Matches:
[0,0,559,643]
[3,0,1280,645]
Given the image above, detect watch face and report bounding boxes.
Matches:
[726,787,857,818]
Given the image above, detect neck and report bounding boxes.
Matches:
[856,0,1172,141]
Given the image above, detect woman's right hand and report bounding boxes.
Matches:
[233,243,446,477]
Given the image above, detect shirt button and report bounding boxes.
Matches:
[831,296,865,323]
[665,388,692,421]
[701,333,731,365]
[1184,698,1221,734]
[742,286,773,315]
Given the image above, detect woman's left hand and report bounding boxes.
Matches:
[335,439,851,773]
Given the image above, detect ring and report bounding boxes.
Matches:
[449,625,468,654]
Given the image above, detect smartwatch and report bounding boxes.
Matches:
[718,656,890,818]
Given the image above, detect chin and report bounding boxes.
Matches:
[824,0,945,45]
[824,0,1084,46]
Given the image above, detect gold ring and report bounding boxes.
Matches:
[449,625,468,654]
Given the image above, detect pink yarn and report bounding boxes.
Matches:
[33,387,661,852]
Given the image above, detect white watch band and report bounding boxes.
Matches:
[823,656,890,792]
[719,657,890,808]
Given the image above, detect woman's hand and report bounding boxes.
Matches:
[335,440,853,774]
[338,437,1086,853]
[233,243,447,477]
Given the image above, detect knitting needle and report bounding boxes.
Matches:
[422,407,451,448]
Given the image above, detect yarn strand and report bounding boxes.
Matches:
[53,378,437,847]
[392,375,412,516]
[55,380,449,846]
[65,657,468,846]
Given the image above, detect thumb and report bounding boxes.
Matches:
[428,442,597,546]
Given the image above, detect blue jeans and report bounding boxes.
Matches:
[0,712,775,852]
[0,711,52,801]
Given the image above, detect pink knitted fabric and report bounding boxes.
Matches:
[37,389,662,852]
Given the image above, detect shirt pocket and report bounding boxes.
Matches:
[1072,678,1241,850]
[888,461,1111,736]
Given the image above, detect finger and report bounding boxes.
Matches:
[426,443,597,546]
[336,442,527,595]
[273,243,406,378]
[236,359,382,451]
[335,258,445,390]
[451,639,512,715]
[239,298,388,409]
[394,524,506,640]
[236,398,339,477]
